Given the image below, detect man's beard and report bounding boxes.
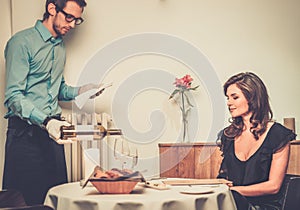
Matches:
[53,23,63,37]
[52,16,64,37]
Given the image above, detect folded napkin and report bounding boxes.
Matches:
[89,171,145,182]
[75,82,112,109]
[82,166,145,189]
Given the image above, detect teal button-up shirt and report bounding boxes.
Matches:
[4,20,79,126]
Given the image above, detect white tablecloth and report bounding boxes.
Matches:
[44,181,237,210]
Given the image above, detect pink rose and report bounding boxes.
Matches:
[174,74,193,89]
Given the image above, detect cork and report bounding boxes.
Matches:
[283,117,295,133]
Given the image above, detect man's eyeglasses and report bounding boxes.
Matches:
[56,5,84,25]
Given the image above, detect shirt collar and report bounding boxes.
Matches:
[35,20,62,44]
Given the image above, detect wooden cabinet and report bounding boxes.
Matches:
[159,142,222,179]
[159,140,300,179]
[287,140,300,175]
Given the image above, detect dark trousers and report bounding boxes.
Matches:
[2,117,67,205]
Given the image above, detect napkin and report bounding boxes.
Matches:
[75,82,112,109]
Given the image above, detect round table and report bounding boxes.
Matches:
[44,181,237,210]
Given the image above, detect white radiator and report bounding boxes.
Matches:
[64,113,112,182]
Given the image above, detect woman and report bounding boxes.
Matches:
[217,72,296,210]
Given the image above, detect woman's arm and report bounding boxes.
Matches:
[230,142,290,196]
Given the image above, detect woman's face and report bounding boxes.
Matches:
[226,84,250,118]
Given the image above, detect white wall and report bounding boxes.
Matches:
[1,0,300,182]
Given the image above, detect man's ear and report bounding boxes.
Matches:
[47,2,57,16]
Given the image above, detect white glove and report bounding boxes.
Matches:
[46,119,71,142]
[78,83,100,95]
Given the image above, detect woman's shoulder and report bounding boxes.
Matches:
[216,129,234,153]
[217,129,232,144]
[269,122,296,139]
[266,122,296,151]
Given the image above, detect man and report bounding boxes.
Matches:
[3,0,95,205]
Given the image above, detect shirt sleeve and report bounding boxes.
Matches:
[58,76,80,101]
[4,36,47,125]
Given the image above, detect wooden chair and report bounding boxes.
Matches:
[281,174,300,210]
[0,189,27,208]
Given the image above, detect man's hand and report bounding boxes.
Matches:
[78,83,100,95]
[46,119,71,141]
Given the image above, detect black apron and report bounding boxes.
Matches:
[2,117,67,205]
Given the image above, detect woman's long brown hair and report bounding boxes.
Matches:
[223,72,273,140]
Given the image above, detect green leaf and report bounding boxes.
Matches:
[189,85,199,91]
[169,89,180,99]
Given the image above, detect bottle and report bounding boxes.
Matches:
[60,125,123,140]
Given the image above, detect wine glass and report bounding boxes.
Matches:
[130,147,138,170]
[113,137,130,170]
[113,137,138,170]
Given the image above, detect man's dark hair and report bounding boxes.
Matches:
[43,0,87,21]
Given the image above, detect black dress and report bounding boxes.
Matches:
[217,123,296,210]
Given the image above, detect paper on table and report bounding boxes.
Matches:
[162,178,232,185]
[74,83,112,109]
[145,180,169,190]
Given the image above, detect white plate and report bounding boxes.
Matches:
[180,187,214,195]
